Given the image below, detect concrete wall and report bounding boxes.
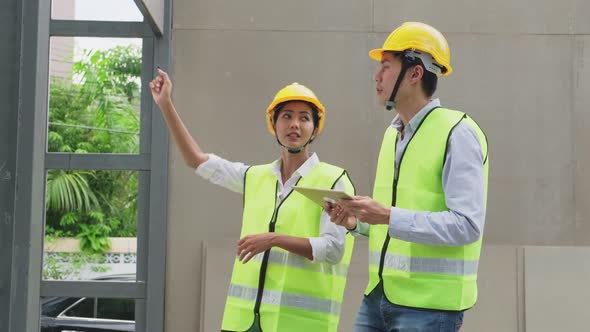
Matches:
[165,1,590,330]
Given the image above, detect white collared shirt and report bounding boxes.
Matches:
[353,99,487,246]
[195,152,347,264]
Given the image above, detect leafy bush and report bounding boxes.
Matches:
[46,45,142,254]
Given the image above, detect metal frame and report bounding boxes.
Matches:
[133,0,164,37]
[7,0,172,330]
[145,5,172,326]
[0,0,21,329]
[10,0,51,331]
[41,281,147,298]
[45,153,152,170]
[50,20,153,38]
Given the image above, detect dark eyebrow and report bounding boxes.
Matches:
[281,109,311,115]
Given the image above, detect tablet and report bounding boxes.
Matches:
[292,186,352,207]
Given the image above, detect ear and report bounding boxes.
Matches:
[409,65,424,84]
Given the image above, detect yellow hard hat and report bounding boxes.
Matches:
[369,22,453,76]
[266,82,325,136]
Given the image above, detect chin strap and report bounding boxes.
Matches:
[275,135,314,154]
[385,51,423,111]
[385,59,411,111]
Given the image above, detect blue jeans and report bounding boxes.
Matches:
[353,284,464,332]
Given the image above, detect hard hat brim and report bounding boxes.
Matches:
[368,48,453,76]
[369,48,384,61]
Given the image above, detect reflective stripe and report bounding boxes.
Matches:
[250,250,349,277]
[369,251,478,275]
[228,283,341,315]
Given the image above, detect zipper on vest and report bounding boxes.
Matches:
[252,178,300,318]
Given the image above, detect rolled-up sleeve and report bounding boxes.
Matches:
[309,177,350,264]
[194,153,250,194]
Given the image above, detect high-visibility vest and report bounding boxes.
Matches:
[222,161,355,331]
[367,107,489,311]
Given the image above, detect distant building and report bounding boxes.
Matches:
[49,0,75,80]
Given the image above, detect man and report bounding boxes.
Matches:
[327,22,489,331]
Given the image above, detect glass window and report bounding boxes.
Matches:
[43,170,138,281]
[62,297,94,318]
[48,37,142,154]
[41,296,81,317]
[97,298,135,321]
[51,0,143,22]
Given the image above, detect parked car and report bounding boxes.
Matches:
[41,274,135,332]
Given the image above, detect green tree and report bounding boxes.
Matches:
[46,45,141,254]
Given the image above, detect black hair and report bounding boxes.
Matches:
[387,51,438,98]
[420,68,438,98]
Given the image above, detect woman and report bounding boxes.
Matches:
[150,69,355,331]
